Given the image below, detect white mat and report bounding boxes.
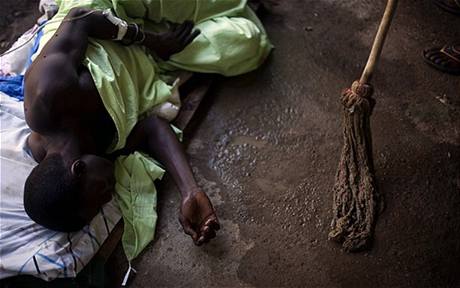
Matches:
[0,92,122,281]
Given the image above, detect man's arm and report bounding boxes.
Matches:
[24,8,123,132]
[25,8,121,89]
[119,115,220,246]
[26,6,200,93]
[24,7,198,132]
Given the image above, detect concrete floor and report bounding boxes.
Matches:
[1,0,459,287]
[132,1,460,287]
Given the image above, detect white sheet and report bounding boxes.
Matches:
[0,89,121,281]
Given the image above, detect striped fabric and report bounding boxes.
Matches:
[0,92,121,281]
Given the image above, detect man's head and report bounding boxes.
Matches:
[24,153,115,232]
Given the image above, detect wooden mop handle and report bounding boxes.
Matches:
[359,0,398,84]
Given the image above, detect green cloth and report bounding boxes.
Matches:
[111,127,181,262]
[114,152,163,261]
[112,0,273,76]
[36,0,272,262]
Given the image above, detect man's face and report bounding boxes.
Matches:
[76,154,116,222]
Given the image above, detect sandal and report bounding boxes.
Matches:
[423,44,460,75]
[433,0,460,15]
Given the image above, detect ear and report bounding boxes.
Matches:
[71,159,86,177]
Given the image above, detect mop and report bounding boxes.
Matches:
[329,0,398,252]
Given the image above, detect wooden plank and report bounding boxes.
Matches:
[94,221,124,262]
[173,76,214,130]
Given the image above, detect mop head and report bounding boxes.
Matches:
[329,81,382,252]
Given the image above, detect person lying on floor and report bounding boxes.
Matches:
[23,0,272,246]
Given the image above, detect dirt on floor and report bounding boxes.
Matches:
[1,0,459,288]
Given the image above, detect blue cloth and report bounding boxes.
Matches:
[0,25,44,102]
[0,75,24,101]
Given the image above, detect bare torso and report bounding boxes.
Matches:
[25,65,115,160]
[24,31,116,161]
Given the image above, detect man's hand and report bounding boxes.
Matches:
[179,190,220,245]
[143,20,200,60]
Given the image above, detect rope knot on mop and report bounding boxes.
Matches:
[341,81,375,114]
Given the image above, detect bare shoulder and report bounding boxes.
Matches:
[24,53,80,133]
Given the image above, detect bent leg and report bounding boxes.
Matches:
[166,16,272,76]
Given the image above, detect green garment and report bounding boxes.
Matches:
[114,128,182,262]
[36,0,272,262]
[112,0,272,76]
[114,152,163,262]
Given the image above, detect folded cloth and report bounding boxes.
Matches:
[30,0,272,264]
